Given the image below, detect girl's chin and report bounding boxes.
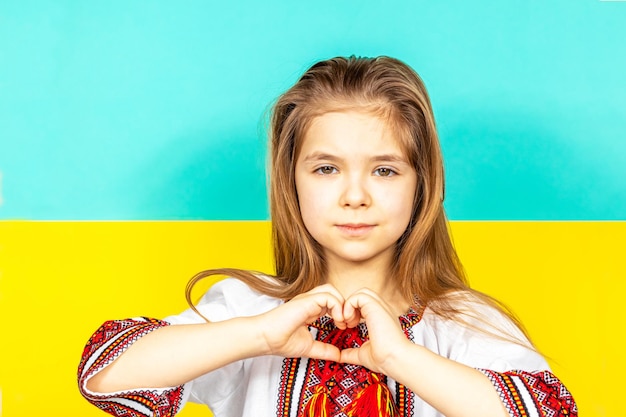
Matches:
[324,249,395,268]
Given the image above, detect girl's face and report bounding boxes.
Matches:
[295,111,417,272]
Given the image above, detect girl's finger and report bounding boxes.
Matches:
[345,289,394,320]
[306,341,341,362]
[339,344,373,369]
[343,290,377,321]
[287,292,343,330]
[342,300,362,328]
[343,290,381,327]
[338,346,360,366]
[302,285,347,328]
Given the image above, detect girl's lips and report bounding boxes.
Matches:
[336,224,375,237]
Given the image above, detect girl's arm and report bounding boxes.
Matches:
[87,317,267,393]
[340,289,576,417]
[85,284,346,393]
[381,341,509,417]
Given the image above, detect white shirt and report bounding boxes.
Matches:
[163,278,549,417]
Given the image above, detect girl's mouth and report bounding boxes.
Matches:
[336,224,375,237]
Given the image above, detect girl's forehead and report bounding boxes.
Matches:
[298,110,410,158]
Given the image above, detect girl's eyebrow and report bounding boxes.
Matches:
[301,152,408,164]
[301,152,341,163]
[370,154,409,164]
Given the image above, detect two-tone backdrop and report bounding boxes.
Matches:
[1,1,624,416]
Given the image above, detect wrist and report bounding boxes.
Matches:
[208,316,271,361]
[245,314,274,356]
[380,339,427,383]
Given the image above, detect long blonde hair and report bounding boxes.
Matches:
[187,56,532,346]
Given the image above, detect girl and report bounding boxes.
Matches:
[78,56,577,417]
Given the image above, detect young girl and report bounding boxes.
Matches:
[78,56,577,417]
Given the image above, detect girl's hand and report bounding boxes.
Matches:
[255,284,346,362]
[339,288,413,375]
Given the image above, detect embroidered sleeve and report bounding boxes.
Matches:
[479,369,577,417]
[77,318,185,417]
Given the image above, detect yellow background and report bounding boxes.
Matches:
[0,221,623,416]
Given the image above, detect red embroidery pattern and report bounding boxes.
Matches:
[481,369,578,417]
[276,308,423,417]
[78,318,184,417]
[277,357,301,416]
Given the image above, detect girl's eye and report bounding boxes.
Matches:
[315,166,338,175]
[374,167,396,177]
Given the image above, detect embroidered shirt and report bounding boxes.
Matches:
[78,278,577,417]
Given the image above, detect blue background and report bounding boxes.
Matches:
[1,0,624,220]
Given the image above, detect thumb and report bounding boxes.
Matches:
[339,346,365,367]
[306,341,341,362]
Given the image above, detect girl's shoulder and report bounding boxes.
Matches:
[166,277,284,325]
[419,290,529,346]
[416,291,547,370]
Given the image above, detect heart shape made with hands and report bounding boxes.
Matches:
[271,288,421,417]
[267,285,422,372]
[286,289,421,371]
[296,300,413,417]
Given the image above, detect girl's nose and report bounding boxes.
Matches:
[340,177,371,208]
